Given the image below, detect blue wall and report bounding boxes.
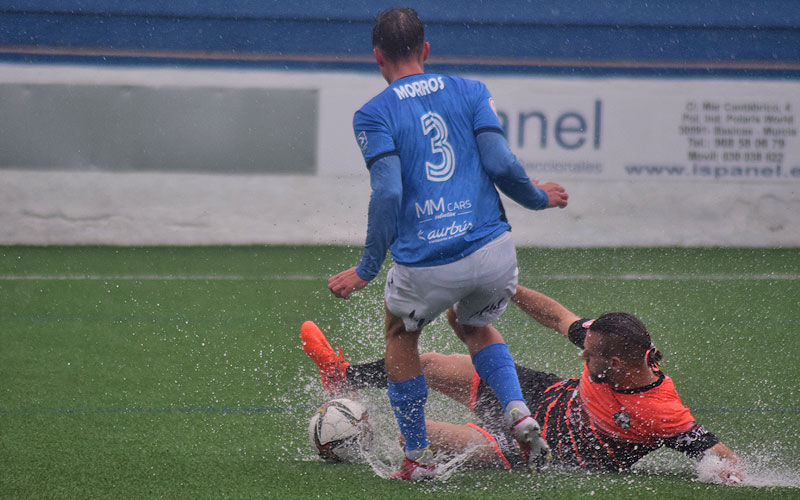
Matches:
[1,0,798,76]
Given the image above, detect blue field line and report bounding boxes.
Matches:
[1,406,797,416]
[0,405,316,416]
[1,273,799,281]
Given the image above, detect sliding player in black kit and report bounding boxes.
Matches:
[302,285,744,484]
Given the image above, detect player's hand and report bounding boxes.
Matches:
[533,178,568,208]
[704,442,744,486]
[716,454,745,486]
[328,266,369,299]
[719,468,745,486]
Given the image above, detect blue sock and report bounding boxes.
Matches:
[472,343,524,411]
[387,373,428,453]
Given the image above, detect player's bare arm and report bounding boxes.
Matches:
[511,285,580,336]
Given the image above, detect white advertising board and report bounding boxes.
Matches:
[484,78,799,183]
[0,64,797,246]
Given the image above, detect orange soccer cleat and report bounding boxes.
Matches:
[300,320,351,396]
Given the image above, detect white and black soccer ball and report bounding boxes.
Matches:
[308,398,371,463]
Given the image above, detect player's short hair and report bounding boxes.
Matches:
[372,8,425,62]
[589,312,663,368]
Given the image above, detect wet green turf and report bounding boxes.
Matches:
[1,246,798,499]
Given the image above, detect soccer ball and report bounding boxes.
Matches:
[308,398,371,463]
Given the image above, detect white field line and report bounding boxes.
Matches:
[0,273,798,281]
[0,274,321,281]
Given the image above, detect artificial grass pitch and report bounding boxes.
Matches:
[1,246,798,499]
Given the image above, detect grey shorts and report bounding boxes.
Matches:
[384,231,518,331]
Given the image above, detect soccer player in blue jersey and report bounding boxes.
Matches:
[327,7,568,480]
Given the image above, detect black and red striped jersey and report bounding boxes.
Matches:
[533,365,718,471]
[467,317,721,471]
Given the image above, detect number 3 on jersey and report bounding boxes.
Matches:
[420,111,455,182]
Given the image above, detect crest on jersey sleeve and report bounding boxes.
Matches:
[357,131,368,153]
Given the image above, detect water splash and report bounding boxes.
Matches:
[290,277,799,489]
[359,397,482,481]
[695,449,800,488]
[294,379,799,490]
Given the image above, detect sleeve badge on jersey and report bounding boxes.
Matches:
[357,131,368,153]
[488,97,498,118]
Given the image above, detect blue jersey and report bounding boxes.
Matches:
[353,74,510,267]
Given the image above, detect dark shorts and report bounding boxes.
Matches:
[468,364,563,468]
